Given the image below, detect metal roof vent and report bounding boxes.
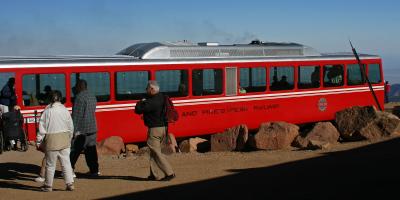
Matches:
[117,40,322,59]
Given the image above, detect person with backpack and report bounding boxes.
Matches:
[135,80,175,181]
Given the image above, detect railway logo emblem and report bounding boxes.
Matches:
[318,98,327,111]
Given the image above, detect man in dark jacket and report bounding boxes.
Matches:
[70,79,99,177]
[135,80,175,181]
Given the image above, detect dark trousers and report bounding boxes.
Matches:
[70,133,99,173]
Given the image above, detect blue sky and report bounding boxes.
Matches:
[1,0,399,83]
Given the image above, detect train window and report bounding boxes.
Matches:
[368,64,382,84]
[0,72,16,106]
[323,65,344,87]
[192,69,223,96]
[115,71,149,100]
[156,70,188,97]
[239,67,266,93]
[347,64,365,85]
[22,73,66,106]
[269,66,294,91]
[298,66,320,89]
[71,72,110,102]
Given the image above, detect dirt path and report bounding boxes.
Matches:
[1,137,400,199]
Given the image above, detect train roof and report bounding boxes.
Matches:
[117,40,323,59]
[0,40,380,66]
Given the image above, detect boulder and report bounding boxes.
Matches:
[335,106,377,140]
[249,121,299,150]
[375,111,400,136]
[293,122,340,149]
[308,139,331,150]
[179,137,208,153]
[97,136,125,155]
[336,106,400,141]
[211,124,248,152]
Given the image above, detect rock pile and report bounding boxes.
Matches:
[336,106,400,141]
[97,105,400,155]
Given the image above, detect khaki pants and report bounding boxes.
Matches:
[147,127,174,180]
[45,148,74,187]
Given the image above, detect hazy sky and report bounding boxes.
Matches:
[1,0,399,83]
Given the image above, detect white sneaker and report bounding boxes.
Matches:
[61,172,76,178]
[35,176,45,183]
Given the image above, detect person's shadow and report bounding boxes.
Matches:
[0,162,42,191]
[0,162,149,191]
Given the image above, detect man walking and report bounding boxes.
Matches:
[135,80,175,181]
[70,79,100,177]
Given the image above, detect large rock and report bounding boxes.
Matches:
[376,111,400,135]
[336,106,400,141]
[97,136,125,155]
[249,121,299,150]
[211,124,248,152]
[179,137,209,153]
[293,122,340,149]
[335,106,377,140]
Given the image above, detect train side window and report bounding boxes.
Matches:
[347,64,365,85]
[368,64,382,84]
[323,65,344,87]
[192,69,223,96]
[0,72,16,105]
[239,67,266,93]
[22,73,66,106]
[115,71,149,100]
[298,66,320,89]
[71,72,110,102]
[269,66,294,91]
[156,70,188,97]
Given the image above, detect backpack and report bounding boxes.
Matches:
[163,95,179,123]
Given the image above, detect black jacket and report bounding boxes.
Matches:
[135,93,165,128]
[2,110,24,140]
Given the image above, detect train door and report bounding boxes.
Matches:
[225,67,237,96]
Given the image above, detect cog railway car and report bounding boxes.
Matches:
[0,40,384,143]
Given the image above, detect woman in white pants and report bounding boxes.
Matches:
[36,90,74,192]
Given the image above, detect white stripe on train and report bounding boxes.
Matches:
[20,86,383,115]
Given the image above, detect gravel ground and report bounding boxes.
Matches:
[1,136,400,199]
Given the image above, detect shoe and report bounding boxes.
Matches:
[88,171,101,177]
[40,185,52,192]
[35,176,45,183]
[161,174,175,181]
[66,183,74,191]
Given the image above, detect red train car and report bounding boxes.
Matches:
[0,40,384,143]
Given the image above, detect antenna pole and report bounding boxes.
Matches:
[349,40,382,111]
